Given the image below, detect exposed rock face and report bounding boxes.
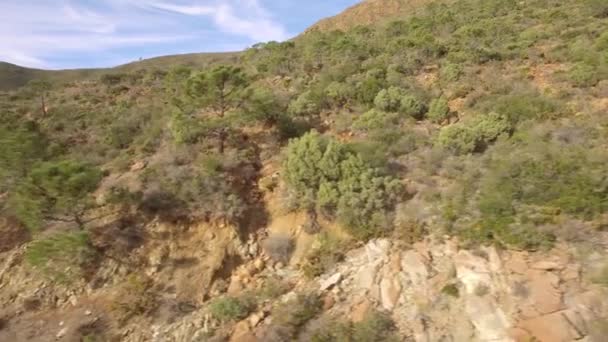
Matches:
[319,272,342,292]
[454,249,512,341]
[379,276,402,311]
[313,238,608,342]
[0,216,606,342]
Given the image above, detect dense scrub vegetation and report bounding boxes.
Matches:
[0,0,606,309]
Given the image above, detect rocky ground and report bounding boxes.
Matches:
[1,212,607,341]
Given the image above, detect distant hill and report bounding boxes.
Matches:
[0,0,428,91]
[0,52,239,91]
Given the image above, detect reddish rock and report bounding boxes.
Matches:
[380,277,402,311]
[560,264,580,281]
[389,254,402,273]
[323,294,336,310]
[506,252,528,275]
[351,299,372,323]
[507,327,532,342]
[227,276,244,295]
[528,270,563,314]
[249,312,264,328]
[130,160,147,172]
[520,311,584,342]
[230,320,258,342]
[531,261,564,271]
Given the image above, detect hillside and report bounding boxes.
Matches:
[1,0,608,341]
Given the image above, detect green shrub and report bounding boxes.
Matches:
[586,0,608,17]
[356,73,386,105]
[283,132,402,239]
[400,94,427,119]
[568,62,602,87]
[596,31,608,51]
[110,275,159,325]
[138,150,252,224]
[209,294,256,322]
[437,124,478,154]
[12,160,103,231]
[105,119,140,149]
[25,232,95,282]
[474,89,560,123]
[472,139,607,249]
[374,87,403,112]
[272,293,323,329]
[242,86,288,126]
[262,234,295,263]
[427,97,450,123]
[325,82,352,107]
[593,263,608,287]
[301,232,350,278]
[169,110,203,144]
[437,112,511,154]
[100,73,126,86]
[374,87,426,119]
[441,283,460,298]
[187,65,249,117]
[311,311,399,342]
[289,90,324,116]
[0,124,48,191]
[353,109,398,132]
[440,62,463,82]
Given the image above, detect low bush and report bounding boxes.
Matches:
[262,234,295,263]
[441,283,460,298]
[437,112,511,154]
[289,90,325,117]
[353,109,398,132]
[25,231,95,282]
[374,87,426,119]
[440,62,463,82]
[586,0,608,18]
[301,232,351,278]
[105,119,141,149]
[310,310,399,342]
[473,88,560,123]
[100,73,126,86]
[567,62,604,87]
[209,294,256,322]
[374,87,403,112]
[272,292,323,331]
[427,97,450,123]
[325,82,353,108]
[472,138,607,249]
[283,132,402,240]
[109,275,159,325]
[592,263,608,287]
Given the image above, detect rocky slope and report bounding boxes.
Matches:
[2,203,607,341]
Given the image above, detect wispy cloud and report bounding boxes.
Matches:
[146,1,289,42]
[0,0,289,69]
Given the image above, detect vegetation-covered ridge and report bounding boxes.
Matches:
[0,0,607,338]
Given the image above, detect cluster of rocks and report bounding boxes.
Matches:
[314,238,608,341]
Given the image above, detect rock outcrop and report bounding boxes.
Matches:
[313,238,608,341]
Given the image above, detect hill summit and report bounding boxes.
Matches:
[305,0,432,33]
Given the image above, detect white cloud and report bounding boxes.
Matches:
[0,0,289,69]
[146,0,289,42]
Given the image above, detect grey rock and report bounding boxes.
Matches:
[320,273,342,291]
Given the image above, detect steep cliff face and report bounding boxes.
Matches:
[305,0,432,33]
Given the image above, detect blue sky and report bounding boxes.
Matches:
[0,0,359,70]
